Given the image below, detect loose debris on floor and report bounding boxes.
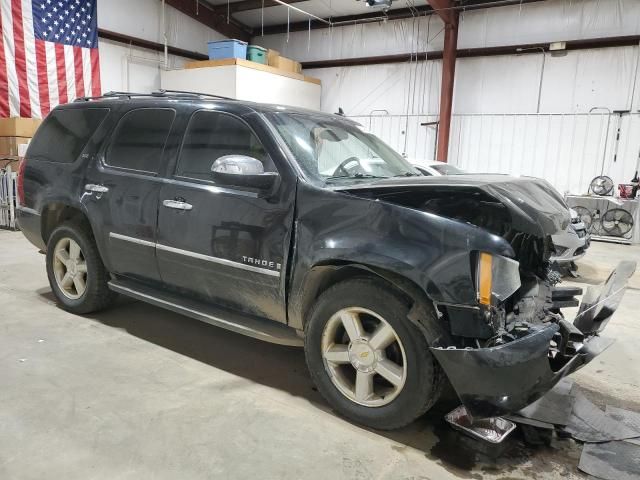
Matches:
[445,378,640,479]
[445,405,516,444]
[564,392,639,442]
[579,441,640,480]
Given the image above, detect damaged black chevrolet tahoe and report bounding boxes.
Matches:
[17,91,636,430]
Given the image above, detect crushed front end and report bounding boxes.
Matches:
[340,175,636,419]
[432,250,636,419]
[412,178,636,419]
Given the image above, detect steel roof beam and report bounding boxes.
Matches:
[165,0,252,41]
[210,0,308,14]
[257,0,545,36]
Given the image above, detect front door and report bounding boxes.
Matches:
[155,109,295,323]
[84,107,178,284]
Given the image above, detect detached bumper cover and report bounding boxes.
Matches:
[431,261,636,419]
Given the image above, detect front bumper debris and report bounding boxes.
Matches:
[445,405,517,444]
[431,261,636,419]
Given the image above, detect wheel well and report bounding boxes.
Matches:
[298,263,450,344]
[41,203,90,244]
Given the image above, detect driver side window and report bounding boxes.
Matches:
[177,110,272,182]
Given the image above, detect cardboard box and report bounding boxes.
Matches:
[0,137,30,157]
[267,49,280,67]
[272,56,302,74]
[0,117,42,137]
[0,158,20,170]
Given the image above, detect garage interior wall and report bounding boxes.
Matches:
[256,0,640,195]
[97,0,226,93]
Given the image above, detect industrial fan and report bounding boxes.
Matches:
[573,206,593,231]
[601,208,634,237]
[589,176,614,196]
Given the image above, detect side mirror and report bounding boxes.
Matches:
[211,155,279,190]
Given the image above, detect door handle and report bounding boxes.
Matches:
[163,199,193,211]
[85,184,109,193]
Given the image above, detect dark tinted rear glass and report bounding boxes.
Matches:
[28,108,109,163]
[106,108,175,174]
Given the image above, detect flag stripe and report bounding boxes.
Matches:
[54,42,67,104]
[0,9,9,117]
[2,0,21,116]
[45,40,59,109]
[11,0,31,117]
[64,44,75,102]
[35,39,49,116]
[90,47,100,96]
[21,0,41,118]
[73,46,84,98]
[81,47,91,98]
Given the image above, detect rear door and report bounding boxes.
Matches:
[83,106,180,284]
[155,108,296,323]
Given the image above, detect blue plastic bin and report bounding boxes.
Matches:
[208,39,248,60]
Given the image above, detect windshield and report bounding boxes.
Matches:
[265,112,419,184]
[430,163,465,175]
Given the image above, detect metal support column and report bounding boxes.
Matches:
[427,0,459,163]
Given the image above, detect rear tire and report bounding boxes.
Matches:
[46,221,116,314]
[304,277,443,430]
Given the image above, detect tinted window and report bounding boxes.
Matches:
[106,109,175,173]
[28,108,109,163]
[177,111,271,181]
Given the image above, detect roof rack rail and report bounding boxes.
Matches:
[74,90,236,102]
[74,91,153,102]
[152,89,235,101]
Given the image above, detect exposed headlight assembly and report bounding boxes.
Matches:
[476,253,521,306]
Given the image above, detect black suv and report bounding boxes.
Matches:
[17,91,635,430]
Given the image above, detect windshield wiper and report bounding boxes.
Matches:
[325,173,386,182]
[392,172,420,177]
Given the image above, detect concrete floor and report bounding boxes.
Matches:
[1,229,639,480]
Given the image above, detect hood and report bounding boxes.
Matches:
[334,174,570,238]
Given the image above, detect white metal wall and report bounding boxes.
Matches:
[349,114,440,162]
[451,113,640,195]
[259,0,640,64]
[97,0,227,93]
[260,0,640,195]
[351,112,640,195]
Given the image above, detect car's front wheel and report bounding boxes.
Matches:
[304,278,443,430]
[46,221,116,314]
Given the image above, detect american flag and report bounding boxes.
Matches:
[0,0,101,119]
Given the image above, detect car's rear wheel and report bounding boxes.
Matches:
[305,277,443,430]
[46,222,116,314]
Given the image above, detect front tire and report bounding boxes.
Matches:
[304,278,443,430]
[46,221,116,314]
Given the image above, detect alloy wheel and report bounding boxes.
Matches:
[52,237,88,300]
[320,307,407,407]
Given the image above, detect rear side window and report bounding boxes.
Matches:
[106,108,175,174]
[176,110,272,181]
[28,108,109,163]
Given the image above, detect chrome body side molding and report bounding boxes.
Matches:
[156,243,281,277]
